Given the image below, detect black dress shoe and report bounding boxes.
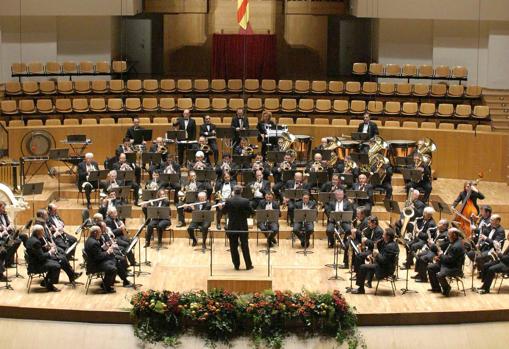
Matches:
[351,288,365,294]
[144,241,150,248]
[234,266,240,270]
[411,274,420,279]
[365,282,372,289]
[192,239,197,247]
[47,285,61,292]
[123,280,133,287]
[428,288,441,293]
[40,280,47,287]
[0,274,8,282]
[246,265,254,270]
[72,272,83,281]
[415,278,427,283]
[442,287,451,297]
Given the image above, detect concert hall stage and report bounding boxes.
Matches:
[1,175,509,327]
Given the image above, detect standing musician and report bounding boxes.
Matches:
[47,203,78,259]
[292,191,316,248]
[248,169,271,210]
[257,192,280,248]
[351,228,399,294]
[178,191,211,248]
[256,111,276,159]
[124,117,145,144]
[215,153,238,180]
[84,226,118,293]
[105,207,136,266]
[405,153,432,203]
[477,239,509,294]
[200,115,219,164]
[218,185,254,270]
[321,174,345,193]
[173,109,197,166]
[231,108,250,148]
[452,181,485,212]
[470,214,505,273]
[394,189,426,237]
[283,172,311,225]
[413,219,450,283]
[343,207,369,268]
[77,152,99,209]
[427,228,465,296]
[113,153,141,205]
[402,207,437,269]
[143,189,171,248]
[325,189,353,248]
[214,172,236,230]
[149,136,168,163]
[353,216,384,274]
[26,224,82,292]
[357,113,379,139]
[352,174,374,215]
[0,201,24,275]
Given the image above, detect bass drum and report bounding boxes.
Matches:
[21,130,55,157]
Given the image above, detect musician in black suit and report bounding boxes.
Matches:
[395,189,426,236]
[477,242,509,294]
[214,172,236,230]
[452,181,485,213]
[248,170,271,210]
[215,153,238,180]
[402,206,437,269]
[357,113,379,140]
[173,109,197,166]
[113,153,141,205]
[157,157,182,204]
[143,189,171,248]
[292,192,316,248]
[0,201,23,272]
[325,189,353,248]
[180,192,212,248]
[351,228,399,294]
[124,117,145,144]
[105,207,135,266]
[77,153,99,209]
[149,137,168,163]
[371,161,393,200]
[427,228,465,296]
[405,153,432,203]
[352,174,374,215]
[100,170,123,195]
[231,108,249,147]
[84,226,117,293]
[472,214,506,272]
[256,111,276,159]
[98,191,125,220]
[343,207,369,267]
[469,205,492,250]
[283,172,311,225]
[320,174,345,193]
[219,185,254,270]
[353,216,384,274]
[413,219,450,283]
[257,192,280,247]
[47,203,78,259]
[200,115,219,163]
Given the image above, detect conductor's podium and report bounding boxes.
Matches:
[207,264,272,293]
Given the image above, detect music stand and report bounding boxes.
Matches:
[284,189,304,201]
[346,190,369,202]
[318,192,335,204]
[133,129,152,145]
[401,168,423,183]
[255,209,280,255]
[22,182,44,217]
[195,170,216,182]
[350,152,369,167]
[117,170,135,183]
[142,190,158,201]
[109,186,130,201]
[351,132,369,141]
[294,209,317,256]
[191,210,215,253]
[308,171,328,188]
[431,199,452,220]
[88,170,108,203]
[125,235,141,289]
[166,130,186,141]
[238,129,259,138]
[384,200,401,226]
[117,205,132,220]
[282,170,297,182]
[142,152,162,167]
[123,152,136,164]
[312,149,332,161]
[147,206,170,250]
[232,155,252,167]
[338,173,354,187]
[396,157,414,168]
[184,191,198,204]
[327,211,353,280]
[240,170,255,184]
[215,127,234,139]
[266,151,286,164]
[346,239,361,293]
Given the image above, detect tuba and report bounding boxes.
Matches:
[368,136,388,159]
[344,157,358,173]
[278,132,297,160]
[325,137,342,167]
[416,138,436,165]
[369,153,390,182]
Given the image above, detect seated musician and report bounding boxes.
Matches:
[157,156,182,204]
[413,219,450,282]
[173,109,197,166]
[352,174,374,215]
[257,192,280,247]
[105,207,136,266]
[466,205,492,258]
[200,115,219,163]
[471,214,506,273]
[272,153,297,200]
[234,137,256,158]
[177,191,211,248]
[283,172,311,225]
[116,137,136,158]
[357,113,379,140]
[256,111,276,159]
[314,138,329,152]
[36,209,66,257]
[395,189,425,236]
[47,203,78,259]
[84,226,119,293]
[370,159,393,200]
[405,153,432,203]
[188,150,211,171]
[149,136,168,163]
[177,170,201,223]
[215,153,238,180]
[143,189,171,248]
[214,172,236,230]
[305,153,326,174]
[321,174,345,193]
[192,136,213,165]
[0,201,24,276]
[427,228,465,296]
[145,171,164,191]
[339,155,360,182]
[100,170,122,196]
[477,240,509,294]
[98,191,125,220]
[292,191,316,248]
[77,152,99,209]
[251,153,271,179]
[351,228,399,294]
[325,189,353,248]
[353,216,384,274]
[113,153,140,205]
[231,108,250,148]
[343,207,368,268]
[26,224,82,292]
[249,170,271,210]
[402,206,437,269]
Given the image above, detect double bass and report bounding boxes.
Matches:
[451,176,482,239]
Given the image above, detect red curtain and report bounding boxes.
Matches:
[212,34,277,80]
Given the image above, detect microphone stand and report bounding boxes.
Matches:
[328,226,345,281]
[400,248,418,295]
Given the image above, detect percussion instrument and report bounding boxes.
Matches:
[294,135,312,161]
[387,140,416,166]
[337,140,360,160]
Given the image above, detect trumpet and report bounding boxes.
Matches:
[193,161,206,170]
[252,160,264,172]
[310,161,324,172]
[119,162,133,171]
[200,144,211,153]
[280,160,292,171]
[344,158,358,173]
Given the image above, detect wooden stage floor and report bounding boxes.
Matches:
[1,175,509,326]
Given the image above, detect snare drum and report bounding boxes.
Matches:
[337,140,360,160]
[387,140,416,166]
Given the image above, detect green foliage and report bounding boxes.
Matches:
[130,289,362,348]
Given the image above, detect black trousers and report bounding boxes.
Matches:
[188,221,211,244]
[325,221,351,247]
[415,250,435,280]
[53,255,75,282]
[405,240,426,267]
[293,222,314,247]
[481,260,509,292]
[95,259,117,289]
[2,238,21,267]
[54,234,78,259]
[0,249,7,274]
[427,263,461,292]
[209,139,219,163]
[258,222,279,242]
[356,263,376,290]
[177,206,192,224]
[354,251,371,274]
[42,259,61,287]
[373,182,393,200]
[216,206,227,225]
[177,143,191,166]
[81,180,99,204]
[146,219,170,244]
[228,232,252,269]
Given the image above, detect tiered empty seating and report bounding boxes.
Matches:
[10,60,127,77]
[352,62,468,81]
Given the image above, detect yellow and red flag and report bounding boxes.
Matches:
[237,0,250,30]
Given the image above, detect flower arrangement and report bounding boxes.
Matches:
[131,289,363,349]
